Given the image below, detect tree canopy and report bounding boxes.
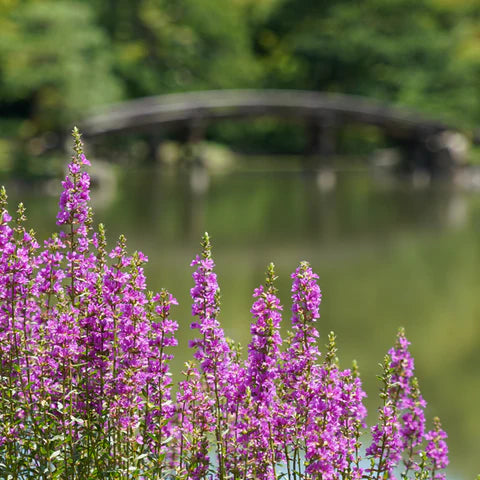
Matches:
[0,0,479,158]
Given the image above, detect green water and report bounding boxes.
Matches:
[3,158,480,479]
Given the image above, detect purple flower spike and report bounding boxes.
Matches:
[189,233,231,384]
[282,261,322,391]
[367,354,404,478]
[238,263,283,479]
[189,233,233,478]
[388,328,415,399]
[246,263,282,405]
[56,128,91,235]
[388,329,428,473]
[425,417,449,480]
[367,401,403,474]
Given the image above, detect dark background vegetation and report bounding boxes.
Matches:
[1,0,480,173]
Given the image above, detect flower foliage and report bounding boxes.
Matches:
[0,129,452,479]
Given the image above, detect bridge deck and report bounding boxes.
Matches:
[82,89,452,139]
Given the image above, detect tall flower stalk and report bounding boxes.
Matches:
[279,261,323,478]
[189,232,232,479]
[238,263,283,479]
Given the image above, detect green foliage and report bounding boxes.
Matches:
[86,0,261,96]
[257,0,480,127]
[0,0,121,133]
[1,0,480,169]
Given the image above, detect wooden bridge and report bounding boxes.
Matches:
[81,89,466,174]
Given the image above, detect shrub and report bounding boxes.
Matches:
[0,129,449,479]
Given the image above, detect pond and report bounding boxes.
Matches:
[3,155,480,479]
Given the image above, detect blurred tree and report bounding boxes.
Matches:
[256,0,480,126]
[0,0,121,137]
[0,0,121,136]
[86,0,262,97]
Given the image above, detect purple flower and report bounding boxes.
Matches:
[245,264,282,404]
[367,354,404,478]
[305,345,367,479]
[189,233,234,478]
[281,262,322,398]
[425,417,449,480]
[367,401,403,476]
[238,263,283,479]
[189,234,231,384]
[174,363,215,479]
[278,262,322,461]
[388,329,428,472]
[388,328,415,401]
[0,131,454,478]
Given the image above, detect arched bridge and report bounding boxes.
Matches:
[82,89,466,174]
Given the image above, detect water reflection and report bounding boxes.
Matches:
[123,164,471,246]
[2,158,479,480]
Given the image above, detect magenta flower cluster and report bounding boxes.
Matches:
[0,129,451,479]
